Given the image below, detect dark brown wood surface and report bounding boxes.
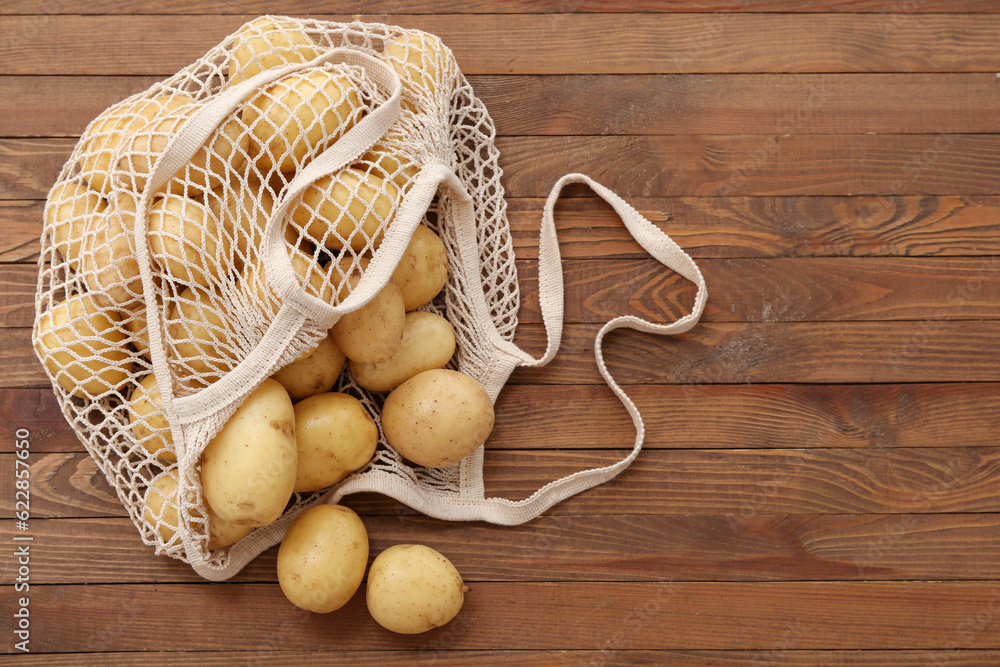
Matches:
[1,3,998,665]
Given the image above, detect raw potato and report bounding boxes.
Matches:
[80,191,143,311]
[208,178,275,268]
[166,286,236,386]
[206,505,253,551]
[143,471,184,544]
[292,167,400,252]
[271,333,347,401]
[330,279,406,364]
[128,373,175,462]
[349,310,455,393]
[391,224,448,311]
[243,67,365,173]
[293,392,378,492]
[79,95,189,195]
[148,193,233,289]
[46,181,107,270]
[359,146,418,193]
[277,504,368,613]
[381,369,494,468]
[200,378,297,527]
[34,294,131,398]
[383,31,448,113]
[367,544,466,634]
[227,17,321,87]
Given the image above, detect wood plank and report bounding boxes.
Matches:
[4,383,998,454]
[2,14,1000,76]
[8,195,1000,264]
[508,194,1000,259]
[496,134,1000,198]
[3,0,999,14]
[8,134,1000,200]
[6,447,999,519]
[7,73,1000,137]
[514,256,1000,325]
[3,581,1000,652]
[9,649,1000,667]
[509,321,1000,385]
[7,257,999,328]
[6,320,999,388]
[5,513,998,585]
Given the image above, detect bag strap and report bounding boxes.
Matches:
[476,172,708,524]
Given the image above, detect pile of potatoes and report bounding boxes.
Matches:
[36,17,483,632]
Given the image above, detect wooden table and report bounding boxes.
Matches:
[2,2,999,664]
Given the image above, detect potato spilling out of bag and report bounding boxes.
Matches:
[277,504,369,613]
[349,310,455,393]
[293,392,378,492]
[200,378,297,527]
[367,544,466,634]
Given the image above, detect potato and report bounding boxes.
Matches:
[293,392,378,493]
[330,278,406,364]
[208,178,275,268]
[277,504,368,613]
[46,181,107,270]
[381,369,494,468]
[119,99,249,196]
[367,544,466,634]
[243,67,365,173]
[358,146,419,193]
[34,294,131,398]
[227,17,321,87]
[349,311,455,393]
[80,191,143,311]
[79,95,189,195]
[128,373,175,462]
[148,193,233,290]
[166,286,236,386]
[383,31,448,113]
[142,471,184,544]
[200,378,297,527]
[271,333,346,402]
[391,224,448,311]
[206,505,253,551]
[292,166,400,252]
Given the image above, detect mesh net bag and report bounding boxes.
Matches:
[33,16,708,580]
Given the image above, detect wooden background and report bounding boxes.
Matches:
[2,1,1000,664]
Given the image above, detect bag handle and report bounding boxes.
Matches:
[479,173,708,523]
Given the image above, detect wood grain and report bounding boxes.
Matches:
[3,0,999,14]
[7,650,1000,667]
[6,447,998,519]
[3,581,1000,652]
[4,513,998,585]
[7,134,998,200]
[3,14,1000,76]
[6,73,1000,137]
[5,383,997,454]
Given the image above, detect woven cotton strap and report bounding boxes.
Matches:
[475,173,708,524]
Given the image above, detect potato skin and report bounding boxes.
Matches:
[277,504,368,613]
[380,369,494,468]
[293,392,378,493]
[391,224,448,311]
[271,333,346,401]
[348,310,455,393]
[200,378,296,527]
[366,544,465,634]
[128,373,175,462]
[330,279,406,364]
